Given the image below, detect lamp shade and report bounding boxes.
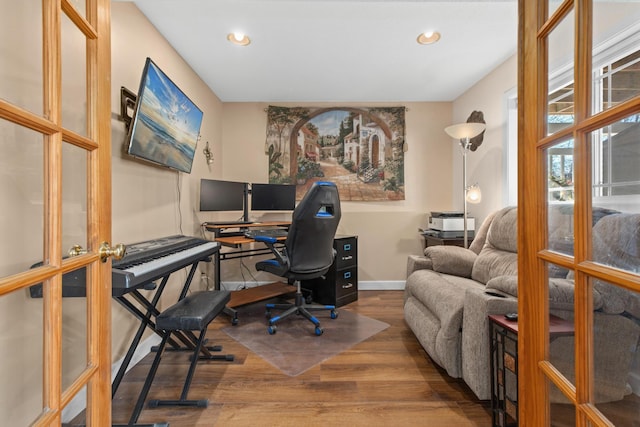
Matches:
[444,122,486,140]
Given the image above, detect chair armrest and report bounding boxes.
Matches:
[254,237,289,268]
[253,235,278,245]
[424,245,477,278]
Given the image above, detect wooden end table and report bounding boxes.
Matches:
[489,314,574,426]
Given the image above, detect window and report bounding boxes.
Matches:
[506,25,640,208]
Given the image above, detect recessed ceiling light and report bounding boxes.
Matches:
[417,31,441,45]
[227,32,251,46]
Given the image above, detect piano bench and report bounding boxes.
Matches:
[136,290,234,413]
[157,290,230,331]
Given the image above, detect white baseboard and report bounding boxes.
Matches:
[61,334,162,422]
[220,280,284,291]
[222,280,406,291]
[358,280,406,290]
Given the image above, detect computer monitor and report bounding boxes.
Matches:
[199,179,247,213]
[251,183,296,211]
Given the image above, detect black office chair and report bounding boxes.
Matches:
[254,181,342,335]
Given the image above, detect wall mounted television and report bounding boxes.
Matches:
[251,183,296,211]
[125,57,203,173]
[199,179,248,213]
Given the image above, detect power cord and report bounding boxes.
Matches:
[239,258,259,289]
[175,171,184,235]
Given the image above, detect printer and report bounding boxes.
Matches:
[425,211,475,238]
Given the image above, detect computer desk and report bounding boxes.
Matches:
[204,221,293,324]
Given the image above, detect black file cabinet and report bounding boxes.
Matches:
[303,235,358,307]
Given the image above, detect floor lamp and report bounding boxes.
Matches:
[444,122,486,248]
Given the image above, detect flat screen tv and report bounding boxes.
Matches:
[251,183,296,211]
[199,179,247,212]
[125,58,203,173]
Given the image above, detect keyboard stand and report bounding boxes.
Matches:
[113,259,226,426]
[73,268,190,427]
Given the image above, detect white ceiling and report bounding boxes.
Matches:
[127,0,518,102]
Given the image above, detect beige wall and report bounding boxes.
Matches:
[108,1,228,356]
[451,55,518,224]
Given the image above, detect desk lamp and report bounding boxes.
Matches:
[445,122,486,248]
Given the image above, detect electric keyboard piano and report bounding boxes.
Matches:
[29,235,220,297]
[29,235,222,427]
[112,235,219,294]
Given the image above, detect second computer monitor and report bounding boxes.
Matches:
[251,183,296,211]
[199,179,247,212]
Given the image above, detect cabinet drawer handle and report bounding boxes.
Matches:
[341,255,353,261]
[342,283,353,289]
[343,271,351,279]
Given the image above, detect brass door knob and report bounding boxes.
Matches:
[99,242,126,263]
[68,245,88,257]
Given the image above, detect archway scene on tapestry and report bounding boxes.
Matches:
[265,106,405,201]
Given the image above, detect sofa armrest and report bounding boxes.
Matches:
[461,287,519,399]
[486,275,518,297]
[548,277,604,311]
[406,255,433,278]
[486,275,605,311]
[424,245,477,278]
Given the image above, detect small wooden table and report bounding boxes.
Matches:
[489,314,574,427]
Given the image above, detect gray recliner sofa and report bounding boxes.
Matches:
[404,206,640,402]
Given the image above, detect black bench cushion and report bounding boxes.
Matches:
[157,290,230,331]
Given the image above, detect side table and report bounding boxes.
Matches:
[489,314,574,427]
[419,233,472,250]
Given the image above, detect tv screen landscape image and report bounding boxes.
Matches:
[126,58,203,173]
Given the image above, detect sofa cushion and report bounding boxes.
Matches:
[405,269,485,319]
[404,268,485,377]
[472,247,518,285]
[547,206,620,278]
[424,245,476,278]
[471,207,518,284]
[486,206,518,253]
[468,209,499,255]
[590,213,640,314]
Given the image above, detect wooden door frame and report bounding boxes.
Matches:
[519,0,640,425]
[86,0,113,424]
[0,0,112,424]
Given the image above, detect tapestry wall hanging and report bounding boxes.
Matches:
[265,106,406,201]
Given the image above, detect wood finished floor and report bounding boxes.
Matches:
[98,290,492,426]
